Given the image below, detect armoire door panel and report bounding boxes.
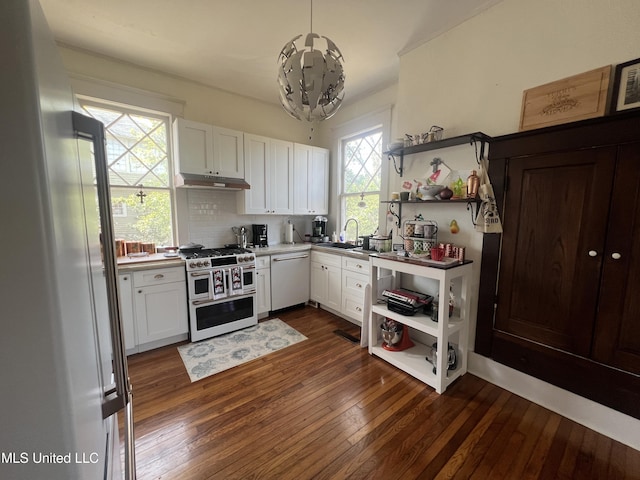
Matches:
[592,143,640,374]
[495,147,616,356]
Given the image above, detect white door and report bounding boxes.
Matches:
[174,118,214,174]
[293,143,311,214]
[309,147,329,214]
[241,133,270,214]
[270,138,294,214]
[256,268,271,315]
[135,282,188,344]
[213,126,244,178]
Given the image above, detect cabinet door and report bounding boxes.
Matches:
[495,147,615,357]
[270,138,293,214]
[310,262,326,303]
[118,273,136,352]
[592,144,640,374]
[293,143,311,214]
[325,265,342,311]
[173,118,214,174]
[242,133,270,214]
[134,281,188,344]
[309,147,329,214]
[213,126,244,178]
[256,268,271,315]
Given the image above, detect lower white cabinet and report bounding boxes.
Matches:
[256,255,271,317]
[118,273,136,352]
[118,265,188,354]
[341,256,369,325]
[310,251,342,312]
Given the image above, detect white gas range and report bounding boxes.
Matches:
[182,246,257,341]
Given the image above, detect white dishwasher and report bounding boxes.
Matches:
[270,251,310,311]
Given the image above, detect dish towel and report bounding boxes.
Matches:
[213,269,226,299]
[475,157,503,234]
[230,266,243,294]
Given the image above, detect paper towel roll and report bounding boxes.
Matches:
[285,223,294,243]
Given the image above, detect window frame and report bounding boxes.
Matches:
[77,95,178,247]
[339,127,383,240]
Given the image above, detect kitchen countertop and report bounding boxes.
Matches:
[250,243,311,256]
[252,242,375,260]
[117,253,185,272]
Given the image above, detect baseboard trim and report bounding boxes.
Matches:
[468,352,640,450]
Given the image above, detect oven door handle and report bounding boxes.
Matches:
[190,271,212,277]
[192,298,218,306]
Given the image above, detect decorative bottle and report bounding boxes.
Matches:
[467,170,480,198]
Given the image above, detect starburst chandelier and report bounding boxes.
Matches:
[277,0,345,122]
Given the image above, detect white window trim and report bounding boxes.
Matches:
[330,107,392,236]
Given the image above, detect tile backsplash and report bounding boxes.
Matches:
[182,189,317,247]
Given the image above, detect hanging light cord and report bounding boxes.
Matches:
[310,0,313,33]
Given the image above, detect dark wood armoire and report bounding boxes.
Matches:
[476,111,640,419]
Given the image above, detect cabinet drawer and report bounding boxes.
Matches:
[343,294,365,323]
[133,267,185,287]
[342,270,368,298]
[256,255,271,269]
[342,256,369,273]
[311,250,342,267]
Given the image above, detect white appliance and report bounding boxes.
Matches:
[183,247,257,341]
[0,1,135,478]
[270,252,311,311]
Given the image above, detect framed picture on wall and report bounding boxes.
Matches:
[610,57,640,113]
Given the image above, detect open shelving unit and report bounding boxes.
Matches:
[368,254,473,394]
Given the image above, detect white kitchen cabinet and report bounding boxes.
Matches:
[173,118,244,178]
[256,255,271,317]
[239,133,293,214]
[118,273,137,354]
[341,256,369,325]
[128,266,188,351]
[310,251,342,312]
[293,143,329,215]
[368,255,472,394]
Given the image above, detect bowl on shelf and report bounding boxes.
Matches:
[418,184,444,200]
[381,326,402,346]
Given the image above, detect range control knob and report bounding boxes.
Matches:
[248,255,255,261]
[189,262,196,268]
[196,261,203,267]
[203,260,210,267]
[238,256,244,262]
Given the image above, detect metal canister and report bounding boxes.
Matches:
[414,223,424,237]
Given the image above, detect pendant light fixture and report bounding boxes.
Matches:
[277,0,345,122]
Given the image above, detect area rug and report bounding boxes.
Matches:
[177,318,307,382]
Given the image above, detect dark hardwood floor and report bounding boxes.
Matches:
[122,306,640,479]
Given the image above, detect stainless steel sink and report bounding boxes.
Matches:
[327,242,358,249]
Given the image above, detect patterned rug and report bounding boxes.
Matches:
[177,318,307,382]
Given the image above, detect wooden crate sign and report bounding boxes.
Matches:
[519,66,611,131]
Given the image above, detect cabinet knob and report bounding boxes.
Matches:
[356,283,362,288]
[611,252,622,260]
[356,264,362,268]
[356,306,362,312]
[123,276,128,280]
[588,250,598,257]
[138,290,143,294]
[154,274,164,279]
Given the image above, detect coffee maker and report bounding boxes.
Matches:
[311,216,328,243]
[252,224,268,247]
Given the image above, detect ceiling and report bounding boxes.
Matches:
[39,0,502,107]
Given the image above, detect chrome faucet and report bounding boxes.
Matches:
[343,218,359,245]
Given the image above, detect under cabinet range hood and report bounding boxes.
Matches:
[174,173,250,190]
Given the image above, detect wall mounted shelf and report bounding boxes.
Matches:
[385,132,491,177]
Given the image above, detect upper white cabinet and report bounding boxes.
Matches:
[293,144,329,215]
[239,133,293,214]
[173,118,244,178]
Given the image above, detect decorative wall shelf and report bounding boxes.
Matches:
[385,132,491,177]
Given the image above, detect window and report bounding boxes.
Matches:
[340,129,382,241]
[79,100,175,247]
